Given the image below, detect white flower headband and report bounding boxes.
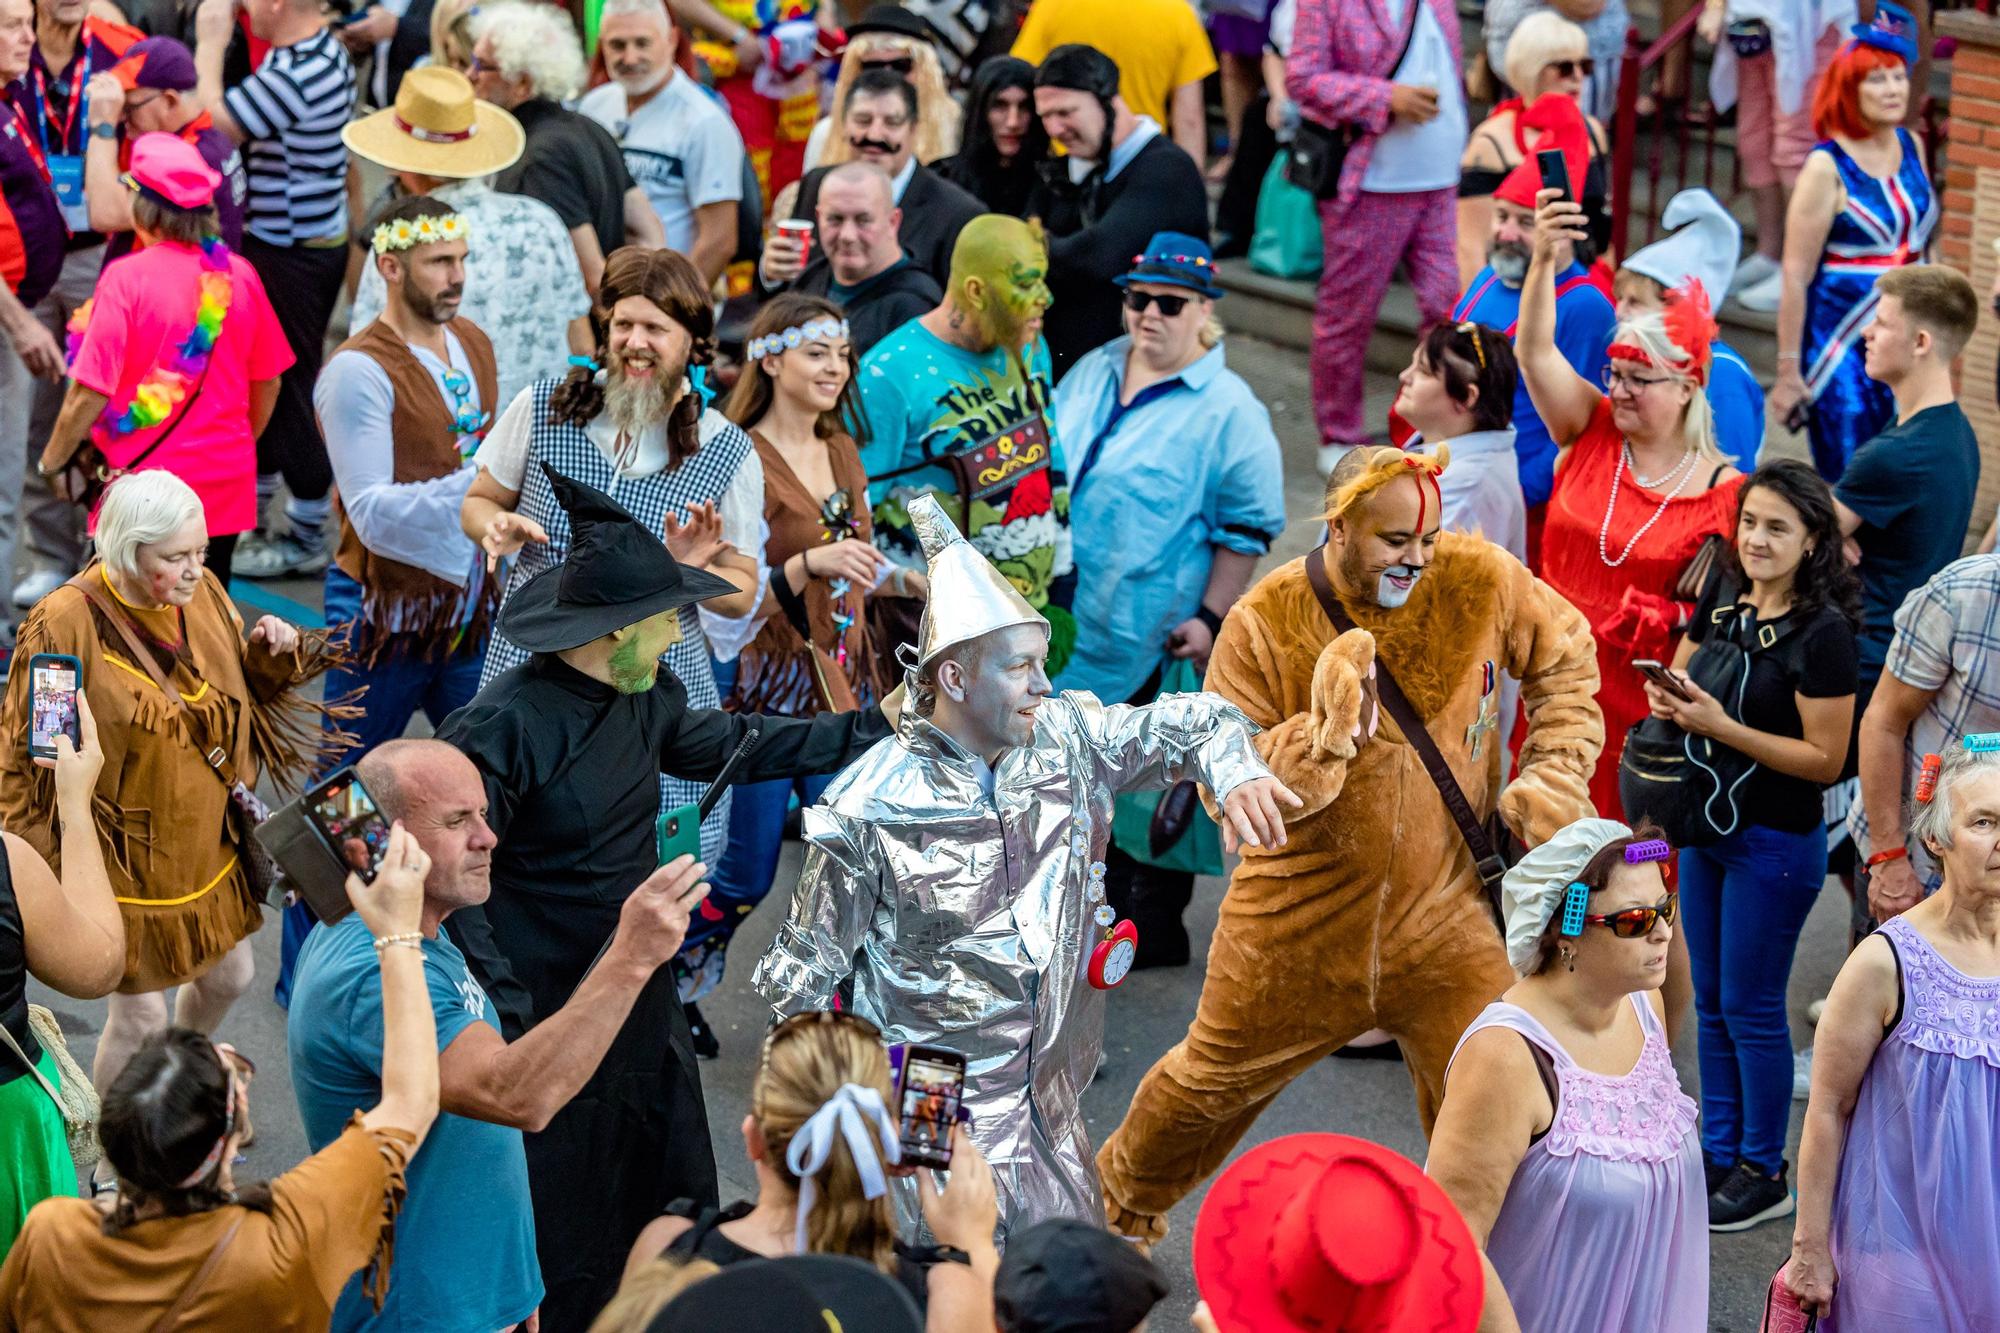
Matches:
[748,317,850,360]
[372,213,470,255]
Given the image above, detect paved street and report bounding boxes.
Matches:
[32,332,1825,1331]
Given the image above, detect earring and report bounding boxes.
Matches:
[1559,944,1576,973]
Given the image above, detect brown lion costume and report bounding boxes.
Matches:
[1096,529,1604,1241]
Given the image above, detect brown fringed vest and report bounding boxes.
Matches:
[329,318,501,658]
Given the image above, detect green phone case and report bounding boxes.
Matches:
[656,801,702,865]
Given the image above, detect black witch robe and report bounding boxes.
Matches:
[437,653,891,1332]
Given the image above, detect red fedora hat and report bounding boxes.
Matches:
[1193,1134,1484,1333]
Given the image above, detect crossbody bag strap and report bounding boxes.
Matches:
[1304,547,1509,907]
[72,576,241,790]
[0,1017,62,1109]
[43,345,217,479]
[148,1215,245,1333]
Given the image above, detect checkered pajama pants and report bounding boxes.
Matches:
[1311,186,1459,445]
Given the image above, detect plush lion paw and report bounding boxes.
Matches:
[1310,628,1376,758]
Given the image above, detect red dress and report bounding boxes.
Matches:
[1542,399,1744,816]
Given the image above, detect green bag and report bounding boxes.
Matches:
[1110,658,1227,878]
[1248,154,1323,281]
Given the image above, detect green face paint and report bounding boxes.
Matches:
[607,633,657,694]
[949,215,1053,351]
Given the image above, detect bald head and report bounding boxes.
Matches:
[355,739,496,919]
[818,161,902,285]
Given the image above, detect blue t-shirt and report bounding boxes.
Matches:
[1453,263,1616,508]
[288,914,542,1332]
[1835,402,1982,681]
[1707,340,1765,471]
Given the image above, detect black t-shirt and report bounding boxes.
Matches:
[496,98,637,259]
[1687,578,1859,832]
[1834,402,1981,683]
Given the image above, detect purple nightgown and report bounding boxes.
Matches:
[1825,914,2000,1332]
[1447,994,1708,1332]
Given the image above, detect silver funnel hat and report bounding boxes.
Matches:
[909,493,1048,668]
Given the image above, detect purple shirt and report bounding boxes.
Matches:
[0,100,65,307]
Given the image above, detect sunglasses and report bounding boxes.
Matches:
[1123,289,1191,317]
[861,54,916,75]
[1581,893,1679,938]
[1546,58,1596,78]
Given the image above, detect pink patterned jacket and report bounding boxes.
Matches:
[1284,0,1463,211]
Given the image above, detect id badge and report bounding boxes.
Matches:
[47,154,86,232]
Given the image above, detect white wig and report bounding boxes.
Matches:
[473,1,588,102]
[1505,10,1589,105]
[96,471,206,578]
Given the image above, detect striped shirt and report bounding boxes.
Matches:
[223,26,354,244]
[1847,554,2000,890]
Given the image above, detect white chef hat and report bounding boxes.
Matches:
[1621,189,1741,316]
[908,492,1048,669]
[1500,817,1633,973]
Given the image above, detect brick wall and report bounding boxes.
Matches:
[1939,10,2000,548]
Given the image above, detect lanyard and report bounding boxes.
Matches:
[1071,375,1185,491]
[27,39,92,157]
[3,101,50,183]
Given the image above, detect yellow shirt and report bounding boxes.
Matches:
[1012,0,1218,131]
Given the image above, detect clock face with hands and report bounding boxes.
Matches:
[1089,920,1140,990]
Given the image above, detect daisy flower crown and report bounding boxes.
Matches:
[748,317,850,360]
[372,214,471,255]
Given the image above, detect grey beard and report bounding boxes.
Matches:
[1488,247,1530,285]
[603,362,681,438]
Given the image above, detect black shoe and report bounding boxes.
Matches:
[1705,1158,1732,1196]
[685,1002,720,1060]
[1709,1160,1794,1232]
[1331,1039,1405,1062]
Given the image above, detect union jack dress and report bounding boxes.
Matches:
[1803,127,1936,480]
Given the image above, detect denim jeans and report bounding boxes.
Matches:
[274,565,489,1007]
[1679,820,1826,1174]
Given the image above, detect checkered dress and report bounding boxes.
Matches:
[482,381,754,867]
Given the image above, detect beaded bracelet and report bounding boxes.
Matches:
[373,932,424,952]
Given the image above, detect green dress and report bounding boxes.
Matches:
[0,1045,77,1260]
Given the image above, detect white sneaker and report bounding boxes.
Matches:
[1793,1046,1813,1100]
[1732,252,1780,293]
[11,568,65,609]
[1807,997,1826,1025]
[1734,269,1783,312]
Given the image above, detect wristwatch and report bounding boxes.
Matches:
[90,122,117,140]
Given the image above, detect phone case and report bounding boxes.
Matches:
[1760,1272,1816,1333]
[656,801,702,865]
[26,653,83,757]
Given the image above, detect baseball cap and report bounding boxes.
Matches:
[111,36,199,93]
[995,1219,1169,1333]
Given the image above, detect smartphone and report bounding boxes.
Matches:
[1536,147,1573,203]
[301,766,393,885]
[893,1043,967,1170]
[1635,659,1694,703]
[1760,1272,1817,1332]
[26,654,82,760]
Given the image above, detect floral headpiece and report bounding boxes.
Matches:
[1328,445,1451,530]
[748,317,850,360]
[371,213,470,255]
[1608,278,1717,385]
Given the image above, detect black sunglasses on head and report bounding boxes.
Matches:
[1547,58,1597,78]
[1123,289,1191,317]
[861,54,917,75]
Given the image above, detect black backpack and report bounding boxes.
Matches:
[1618,591,1807,847]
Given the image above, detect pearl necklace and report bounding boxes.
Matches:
[1621,441,1697,490]
[1600,443,1697,568]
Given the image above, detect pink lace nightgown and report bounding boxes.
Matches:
[1448,994,1709,1332]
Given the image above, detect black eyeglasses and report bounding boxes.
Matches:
[1123,289,1190,317]
[861,54,916,75]
[1582,894,1678,938]
[1546,58,1597,78]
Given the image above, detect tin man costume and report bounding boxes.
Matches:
[751,494,1273,1240]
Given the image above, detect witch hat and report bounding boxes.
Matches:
[497,463,738,653]
[909,493,1046,668]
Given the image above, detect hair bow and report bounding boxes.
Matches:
[784,1082,902,1254]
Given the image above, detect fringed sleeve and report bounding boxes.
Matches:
[239,626,366,795]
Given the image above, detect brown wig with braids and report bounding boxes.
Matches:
[98,1028,275,1235]
[548,246,717,468]
[721,293,865,446]
[751,1013,899,1272]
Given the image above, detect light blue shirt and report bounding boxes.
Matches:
[1052,337,1286,703]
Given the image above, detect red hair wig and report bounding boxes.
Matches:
[1813,42,1906,141]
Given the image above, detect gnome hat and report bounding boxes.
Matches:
[1494,93,1590,212]
[497,463,738,654]
[1621,189,1740,317]
[908,493,1046,668]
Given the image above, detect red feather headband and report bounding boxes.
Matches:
[1609,278,1717,385]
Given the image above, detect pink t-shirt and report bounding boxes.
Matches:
[70,240,292,536]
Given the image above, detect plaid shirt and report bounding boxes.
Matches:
[1848,554,2000,889]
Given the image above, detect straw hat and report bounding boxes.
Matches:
[342,66,524,179]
